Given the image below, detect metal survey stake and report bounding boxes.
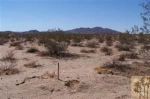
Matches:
[57,62,60,80]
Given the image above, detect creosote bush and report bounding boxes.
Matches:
[86,39,99,48]
[44,40,68,57]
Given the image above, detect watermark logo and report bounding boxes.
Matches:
[131,76,150,99]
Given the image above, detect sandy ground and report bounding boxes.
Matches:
[0,42,132,99]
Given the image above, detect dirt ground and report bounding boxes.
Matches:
[0,41,147,99]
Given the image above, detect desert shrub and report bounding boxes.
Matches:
[80,49,96,53]
[10,41,21,47]
[15,44,23,50]
[121,52,139,59]
[38,51,49,57]
[24,61,41,68]
[86,39,99,48]
[141,44,150,51]
[117,54,126,61]
[106,40,113,46]
[1,51,16,61]
[71,42,84,47]
[98,36,104,43]
[64,80,80,88]
[105,35,113,46]
[27,47,39,53]
[100,46,113,55]
[115,44,131,51]
[44,40,68,57]
[0,39,8,45]
[0,51,19,75]
[94,67,113,74]
[139,46,150,60]
[102,60,131,72]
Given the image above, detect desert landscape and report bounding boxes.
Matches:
[0,0,150,99]
[0,32,149,99]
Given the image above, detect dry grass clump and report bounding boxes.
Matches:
[94,67,113,74]
[80,49,96,53]
[86,39,99,48]
[100,46,113,55]
[24,61,42,68]
[27,47,39,53]
[0,51,19,75]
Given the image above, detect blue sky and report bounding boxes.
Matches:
[0,0,143,32]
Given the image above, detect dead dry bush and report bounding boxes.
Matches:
[38,51,49,57]
[71,42,84,47]
[65,80,80,88]
[24,61,42,68]
[0,51,16,61]
[102,61,131,72]
[10,41,21,47]
[95,60,133,77]
[80,49,96,53]
[94,67,113,74]
[121,52,139,59]
[117,54,126,61]
[0,51,19,75]
[141,44,150,51]
[27,47,39,53]
[15,44,24,50]
[40,71,56,79]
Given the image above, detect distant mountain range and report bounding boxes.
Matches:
[66,27,120,34]
[0,27,121,34]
